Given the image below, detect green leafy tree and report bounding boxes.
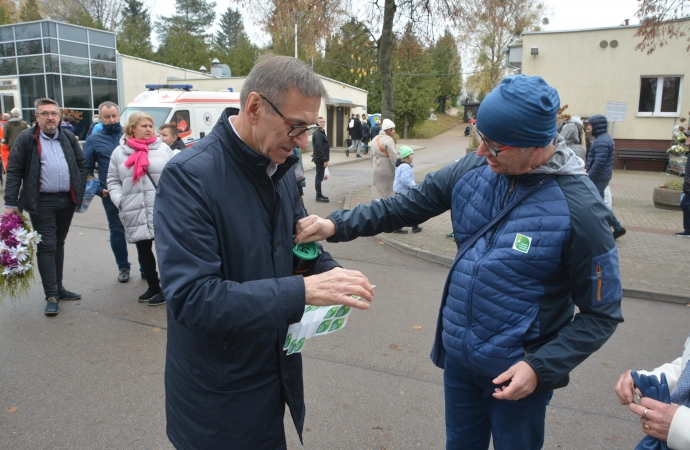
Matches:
[117,0,154,59]
[158,0,216,38]
[158,30,211,70]
[157,0,216,70]
[432,30,462,111]
[19,0,42,22]
[211,8,259,76]
[216,7,244,49]
[392,24,438,139]
[0,0,16,24]
[222,34,260,76]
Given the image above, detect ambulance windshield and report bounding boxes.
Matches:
[120,107,172,129]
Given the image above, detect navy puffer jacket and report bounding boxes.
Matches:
[586,115,615,181]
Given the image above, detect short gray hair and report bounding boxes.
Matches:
[34,98,59,110]
[98,101,119,114]
[240,55,328,111]
[10,108,20,117]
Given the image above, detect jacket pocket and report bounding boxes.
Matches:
[590,247,622,305]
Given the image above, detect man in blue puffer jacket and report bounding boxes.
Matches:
[296,75,624,449]
[83,101,132,282]
[586,114,626,239]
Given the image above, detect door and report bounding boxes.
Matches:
[327,106,335,145]
[1,95,14,114]
[336,107,344,147]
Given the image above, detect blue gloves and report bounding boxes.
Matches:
[631,371,671,450]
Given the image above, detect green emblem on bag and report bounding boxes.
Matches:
[335,306,350,317]
[323,306,339,319]
[512,233,532,253]
[328,318,346,332]
[316,320,332,334]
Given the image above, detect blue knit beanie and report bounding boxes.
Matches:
[476,75,560,148]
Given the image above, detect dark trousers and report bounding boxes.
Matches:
[591,179,623,231]
[681,192,690,231]
[314,159,326,197]
[101,195,130,269]
[135,239,159,289]
[29,192,75,299]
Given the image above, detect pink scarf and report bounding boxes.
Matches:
[124,136,157,183]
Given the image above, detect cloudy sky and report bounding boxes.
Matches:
[147,0,642,48]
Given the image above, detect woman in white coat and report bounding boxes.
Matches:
[107,112,174,306]
[371,118,398,200]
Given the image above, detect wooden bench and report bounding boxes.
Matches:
[617,148,669,170]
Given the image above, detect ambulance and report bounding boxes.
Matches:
[121,84,241,146]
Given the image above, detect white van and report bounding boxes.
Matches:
[121,84,241,145]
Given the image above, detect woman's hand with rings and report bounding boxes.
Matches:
[629,397,680,441]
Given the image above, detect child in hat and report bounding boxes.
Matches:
[392,146,422,233]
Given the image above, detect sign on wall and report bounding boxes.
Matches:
[605,101,627,122]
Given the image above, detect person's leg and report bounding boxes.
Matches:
[444,355,491,450]
[355,140,362,156]
[102,195,130,270]
[487,387,552,450]
[679,193,690,235]
[54,194,76,295]
[29,197,60,300]
[591,179,625,234]
[135,239,160,301]
[314,160,326,199]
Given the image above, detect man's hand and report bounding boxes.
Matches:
[323,161,329,167]
[4,207,19,215]
[295,215,336,243]
[102,189,109,198]
[492,361,539,400]
[303,267,373,310]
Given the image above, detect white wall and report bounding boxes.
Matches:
[522,23,690,140]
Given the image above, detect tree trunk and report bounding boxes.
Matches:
[403,115,409,139]
[379,0,395,122]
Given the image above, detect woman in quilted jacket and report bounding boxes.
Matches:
[107,112,175,306]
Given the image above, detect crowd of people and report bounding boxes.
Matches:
[1,55,687,449]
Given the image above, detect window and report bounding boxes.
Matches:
[121,107,171,130]
[0,26,13,42]
[0,42,14,57]
[14,23,41,40]
[91,60,116,78]
[19,75,47,108]
[92,78,117,108]
[172,110,190,133]
[44,54,59,73]
[0,57,16,76]
[17,56,44,75]
[59,41,89,58]
[46,74,62,104]
[43,38,58,54]
[90,45,116,62]
[638,76,682,116]
[88,30,115,48]
[16,40,42,56]
[58,24,87,42]
[62,75,91,108]
[42,22,57,38]
[61,56,90,76]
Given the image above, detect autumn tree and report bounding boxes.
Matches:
[432,29,462,111]
[0,0,17,25]
[19,0,42,22]
[39,0,123,30]
[392,24,438,138]
[635,0,690,54]
[460,0,545,100]
[117,0,154,60]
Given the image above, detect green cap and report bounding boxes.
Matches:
[399,146,414,159]
[293,241,319,260]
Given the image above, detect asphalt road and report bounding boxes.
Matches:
[1,135,688,449]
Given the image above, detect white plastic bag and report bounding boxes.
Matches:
[324,167,330,181]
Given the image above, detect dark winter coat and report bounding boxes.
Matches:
[83,123,123,196]
[361,120,371,143]
[154,108,340,449]
[371,123,381,140]
[169,137,186,151]
[585,115,615,181]
[312,128,330,162]
[4,126,87,213]
[326,150,623,393]
[4,117,29,149]
[349,118,362,140]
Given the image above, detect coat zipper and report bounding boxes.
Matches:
[596,265,602,301]
[487,177,515,245]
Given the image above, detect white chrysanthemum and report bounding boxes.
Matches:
[11,228,27,241]
[9,246,28,263]
[0,242,8,254]
[2,266,15,276]
[25,231,41,244]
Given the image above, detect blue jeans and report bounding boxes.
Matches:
[348,140,361,154]
[590,179,623,231]
[681,191,690,231]
[102,195,130,269]
[444,354,552,450]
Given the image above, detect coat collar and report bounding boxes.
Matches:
[214,107,298,182]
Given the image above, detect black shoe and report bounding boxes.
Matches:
[315,195,330,203]
[356,154,362,158]
[412,225,423,233]
[675,230,690,237]
[44,297,59,315]
[612,228,626,240]
[392,228,408,234]
[147,292,166,306]
[345,149,350,157]
[141,271,147,280]
[138,287,161,302]
[58,287,81,300]
[118,266,130,283]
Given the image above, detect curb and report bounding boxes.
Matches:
[379,235,690,306]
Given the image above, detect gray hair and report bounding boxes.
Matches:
[98,101,119,114]
[10,108,20,117]
[240,55,328,111]
[34,98,59,110]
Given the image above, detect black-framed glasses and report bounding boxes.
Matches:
[260,95,320,137]
[474,126,513,157]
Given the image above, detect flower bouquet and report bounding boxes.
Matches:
[0,213,41,302]
[666,144,687,156]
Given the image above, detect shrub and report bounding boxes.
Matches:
[662,178,684,191]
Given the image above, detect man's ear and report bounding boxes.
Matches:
[244,93,262,126]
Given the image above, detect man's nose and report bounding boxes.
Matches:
[294,132,309,149]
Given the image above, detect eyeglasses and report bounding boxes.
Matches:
[260,95,320,137]
[37,111,61,118]
[474,127,513,157]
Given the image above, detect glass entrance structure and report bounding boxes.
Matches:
[0,20,118,139]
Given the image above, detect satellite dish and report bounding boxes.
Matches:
[599,40,609,48]
[610,40,619,48]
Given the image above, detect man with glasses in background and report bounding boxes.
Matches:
[154,55,374,449]
[4,98,86,316]
[295,75,623,449]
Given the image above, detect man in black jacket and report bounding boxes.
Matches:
[313,116,330,202]
[154,55,374,449]
[346,113,363,157]
[3,98,87,315]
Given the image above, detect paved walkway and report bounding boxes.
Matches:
[313,142,690,304]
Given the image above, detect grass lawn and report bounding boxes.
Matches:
[407,113,464,139]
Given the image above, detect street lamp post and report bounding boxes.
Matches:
[294,12,303,58]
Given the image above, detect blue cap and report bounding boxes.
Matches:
[476,75,560,148]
